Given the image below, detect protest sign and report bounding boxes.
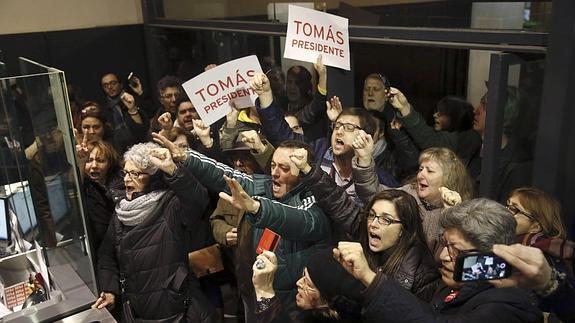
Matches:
[283,5,350,70]
[182,55,262,126]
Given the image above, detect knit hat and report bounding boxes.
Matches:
[306,248,365,305]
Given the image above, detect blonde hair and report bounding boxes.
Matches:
[509,187,566,239]
[419,147,476,201]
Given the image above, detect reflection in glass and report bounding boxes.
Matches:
[0,58,96,319]
[153,0,551,31]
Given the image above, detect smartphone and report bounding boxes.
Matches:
[127,72,138,87]
[256,228,281,255]
[453,251,512,282]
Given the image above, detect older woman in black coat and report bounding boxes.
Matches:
[92,142,216,322]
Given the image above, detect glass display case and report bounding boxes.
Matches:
[0,57,109,321]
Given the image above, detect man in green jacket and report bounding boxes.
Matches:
[153,133,333,322]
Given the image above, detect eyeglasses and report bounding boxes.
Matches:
[120,170,148,179]
[439,234,478,261]
[506,204,537,222]
[367,212,402,226]
[102,80,119,88]
[331,122,362,132]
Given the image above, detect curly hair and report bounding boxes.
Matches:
[440,198,516,251]
[123,142,161,175]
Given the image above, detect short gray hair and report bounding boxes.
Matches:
[440,198,516,251]
[123,142,161,175]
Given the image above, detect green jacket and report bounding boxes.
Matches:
[398,109,482,166]
[182,149,333,302]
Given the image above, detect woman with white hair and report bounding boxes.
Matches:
[92,142,216,322]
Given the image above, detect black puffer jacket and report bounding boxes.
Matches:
[97,167,216,322]
[362,271,542,323]
[302,165,440,301]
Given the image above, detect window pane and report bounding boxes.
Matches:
[153,1,552,32]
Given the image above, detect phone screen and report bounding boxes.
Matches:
[454,252,511,282]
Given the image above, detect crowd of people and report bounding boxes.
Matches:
[66,55,575,322]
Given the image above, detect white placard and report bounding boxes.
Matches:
[182,55,262,126]
[283,5,350,70]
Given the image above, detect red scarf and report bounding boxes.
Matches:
[517,233,574,261]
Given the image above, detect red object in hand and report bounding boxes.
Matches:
[256,228,281,255]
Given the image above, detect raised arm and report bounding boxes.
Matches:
[239,130,275,173]
[152,132,255,196]
[351,131,387,205]
[149,147,208,212]
[251,73,305,146]
[388,87,458,151]
[294,55,329,140]
[291,148,362,240]
[250,195,330,241]
[218,174,330,242]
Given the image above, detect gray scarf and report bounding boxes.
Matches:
[373,137,387,159]
[115,190,168,226]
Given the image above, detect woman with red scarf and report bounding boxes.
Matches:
[506,187,574,320]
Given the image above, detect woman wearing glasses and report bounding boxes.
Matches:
[506,187,567,244]
[290,147,439,302]
[342,190,440,301]
[350,135,476,262]
[93,142,217,322]
[506,187,574,318]
[335,198,542,323]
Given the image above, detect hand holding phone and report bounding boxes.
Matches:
[127,72,143,95]
[454,251,512,282]
[256,228,281,255]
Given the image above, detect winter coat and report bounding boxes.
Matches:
[256,97,399,197]
[397,108,482,167]
[351,157,445,261]
[97,167,216,322]
[302,165,440,301]
[181,149,333,317]
[83,178,115,259]
[361,271,542,323]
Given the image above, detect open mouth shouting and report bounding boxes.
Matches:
[418,180,429,194]
[272,180,283,195]
[333,138,345,150]
[88,170,102,181]
[125,183,135,195]
[368,231,382,250]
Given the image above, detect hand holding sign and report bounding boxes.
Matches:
[284,5,350,70]
[182,55,263,126]
[314,55,327,90]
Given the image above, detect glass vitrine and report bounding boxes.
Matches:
[0,57,103,321]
